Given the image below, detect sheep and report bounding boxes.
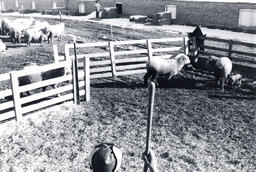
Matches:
[18,63,43,96]
[6,18,36,43]
[1,18,12,35]
[206,56,232,91]
[9,26,22,43]
[18,63,71,96]
[47,23,65,43]
[144,53,191,85]
[227,74,242,88]
[41,65,71,94]
[24,27,48,47]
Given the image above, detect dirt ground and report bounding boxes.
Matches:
[0,16,255,171]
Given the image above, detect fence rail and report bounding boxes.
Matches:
[0,60,88,123]
[202,37,256,65]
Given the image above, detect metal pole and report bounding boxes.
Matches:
[73,38,80,105]
[143,81,156,172]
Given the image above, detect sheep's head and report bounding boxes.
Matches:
[205,55,218,67]
[177,54,190,65]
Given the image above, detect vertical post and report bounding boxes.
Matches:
[31,1,35,10]
[109,41,117,77]
[59,10,62,22]
[21,5,24,17]
[143,82,156,172]
[84,57,90,102]
[73,40,80,105]
[64,44,70,61]
[228,40,233,59]
[147,39,153,60]
[183,36,189,55]
[10,72,22,122]
[53,44,59,62]
[72,60,79,105]
[110,24,114,41]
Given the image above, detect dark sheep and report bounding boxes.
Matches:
[18,63,71,96]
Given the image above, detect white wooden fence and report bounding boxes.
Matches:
[53,37,189,77]
[0,37,188,123]
[0,60,88,122]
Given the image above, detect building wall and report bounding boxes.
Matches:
[100,0,256,30]
[1,0,255,31]
[66,1,96,14]
[2,0,65,11]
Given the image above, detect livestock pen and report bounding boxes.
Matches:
[0,15,255,171]
[0,36,188,123]
[197,37,256,79]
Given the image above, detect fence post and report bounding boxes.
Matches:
[72,60,79,105]
[147,39,153,60]
[109,41,117,77]
[65,44,70,61]
[10,71,22,122]
[84,56,90,102]
[73,40,80,105]
[183,37,189,55]
[228,40,233,59]
[53,44,59,62]
[143,81,156,172]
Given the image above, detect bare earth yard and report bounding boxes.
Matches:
[0,16,255,171]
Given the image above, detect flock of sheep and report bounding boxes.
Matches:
[0,17,65,47]
[144,53,242,91]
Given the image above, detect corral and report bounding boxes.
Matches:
[0,15,255,172]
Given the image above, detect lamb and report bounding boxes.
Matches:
[144,53,191,85]
[18,63,71,96]
[227,73,242,88]
[47,23,65,43]
[206,56,232,91]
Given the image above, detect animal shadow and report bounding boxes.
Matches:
[156,76,208,90]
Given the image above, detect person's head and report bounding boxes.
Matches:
[89,143,122,172]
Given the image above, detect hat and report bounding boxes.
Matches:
[89,143,122,172]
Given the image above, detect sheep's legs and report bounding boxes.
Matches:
[151,73,159,86]
[220,78,225,91]
[144,72,151,85]
[168,74,173,80]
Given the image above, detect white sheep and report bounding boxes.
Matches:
[24,27,47,47]
[206,56,232,91]
[144,53,191,85]
[47,23,65,43]
[7,18,36,43]
[227,73,242,88]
